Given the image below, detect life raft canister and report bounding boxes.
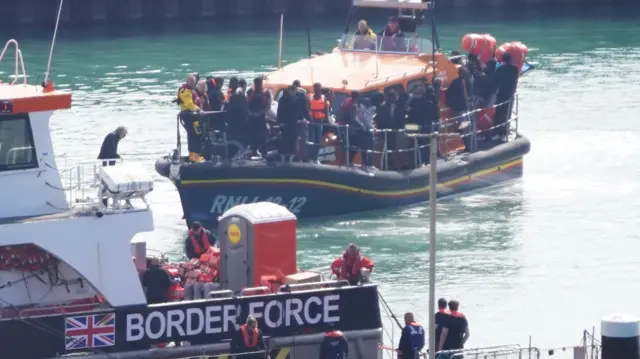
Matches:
[461,33,496,63]
[496,41,529,71]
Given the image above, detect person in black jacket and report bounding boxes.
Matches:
[292,80,311,122]
[97,126,127,166]
[231,316,269,359]
[446,67,469,126]
[342,91,365,165]
[277,85,302,162]
[407,85,439,165]
[493,52,519,138]
[319,330,349,359]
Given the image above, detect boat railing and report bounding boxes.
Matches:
[0,39,28,85]
[181,91,519,170]
[60,158,152,213]
[301,92,520,169]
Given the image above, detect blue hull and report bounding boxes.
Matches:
[158,136,530,228]
[179,161,522,226]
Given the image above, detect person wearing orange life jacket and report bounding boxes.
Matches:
[184,221,216,259]
[231,316,269,359]
[308,82,330,163]
[398,312,425,359]
[331,243,374,285]
[175,74,204,162]
[319,328,349,359]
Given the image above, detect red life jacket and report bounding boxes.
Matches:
[248,89,269,106]
[340,252,361,280]
[338,98,354,124]
[190,229,211,256]
[240,325,258,347]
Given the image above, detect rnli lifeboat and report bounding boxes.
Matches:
[155,0,534,229]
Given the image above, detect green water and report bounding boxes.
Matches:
[3,7,640,349]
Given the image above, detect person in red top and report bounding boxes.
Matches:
[184,221,216,259]
[331,243,374,285]
[231,316,269,359]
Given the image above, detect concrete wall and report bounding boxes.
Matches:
[0,0,634,26]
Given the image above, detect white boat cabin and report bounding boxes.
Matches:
[0,39,155,317]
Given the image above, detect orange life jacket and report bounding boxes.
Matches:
[339,251,374,280]
[190,229,211,256]
[240,324,259,347]
[310,94,329,120]
[225,87,234,101]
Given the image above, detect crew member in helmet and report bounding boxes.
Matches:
[397,312,424,359]
[231,316,269,359]
[331,243,374,285]
[185,221,216,259]
[319,328,349,359]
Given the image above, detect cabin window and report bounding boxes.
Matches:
[0,114,38,172]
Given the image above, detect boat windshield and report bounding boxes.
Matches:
[338,33,434,55]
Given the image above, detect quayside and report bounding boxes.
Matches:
[155,0,533,229]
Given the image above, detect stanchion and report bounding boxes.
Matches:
[404,125,458,359]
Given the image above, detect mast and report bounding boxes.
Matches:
[44,0,64,85]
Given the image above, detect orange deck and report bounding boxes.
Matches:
[265,50,458,92]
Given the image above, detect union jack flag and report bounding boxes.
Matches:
[65,313,116,350]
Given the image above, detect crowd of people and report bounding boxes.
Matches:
[172,53,517,170]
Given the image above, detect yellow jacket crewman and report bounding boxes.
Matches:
[177,74,204,162]
[177,74,201,112]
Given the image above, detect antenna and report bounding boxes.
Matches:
[278,13,284,69]
[44,0,64,85]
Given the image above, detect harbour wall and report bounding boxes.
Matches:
[1,0,634,26]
